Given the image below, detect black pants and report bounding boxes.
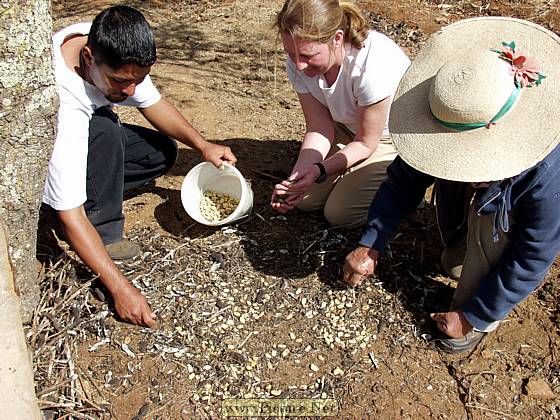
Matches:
[85,106,178,244]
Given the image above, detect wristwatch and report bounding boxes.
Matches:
[313,162,327,183]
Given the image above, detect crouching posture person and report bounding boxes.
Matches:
[342,17,560,353]
[271,0,410,228]
[43,6,236,326]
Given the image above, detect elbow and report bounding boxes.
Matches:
[56,207,85,235]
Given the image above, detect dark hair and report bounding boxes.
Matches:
[87,5,157,69]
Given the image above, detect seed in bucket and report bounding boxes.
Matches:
[200,191,240,222]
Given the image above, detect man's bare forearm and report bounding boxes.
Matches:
[57,207,130,294]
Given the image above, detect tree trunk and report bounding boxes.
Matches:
[0,0,58,322]
[0,221,41,419]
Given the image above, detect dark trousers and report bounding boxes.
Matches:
[85,106,178,244]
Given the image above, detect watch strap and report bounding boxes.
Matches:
[313,162,327,183]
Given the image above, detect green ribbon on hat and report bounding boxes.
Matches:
[432,84,521,131]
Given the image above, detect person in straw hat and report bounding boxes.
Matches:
[342,17,560,353]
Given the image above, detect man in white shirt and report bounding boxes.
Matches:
[43,5,236,327]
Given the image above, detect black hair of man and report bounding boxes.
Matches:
[87,5,157,69]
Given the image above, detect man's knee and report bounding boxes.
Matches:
[162,137,179,169]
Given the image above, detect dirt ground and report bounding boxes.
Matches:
[33,0,560,418]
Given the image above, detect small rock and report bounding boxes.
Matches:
[481,349,494,359]
[226,351,247,364]
[271,389,282,396]
[138,402,149,417]
[211,251,224,265]
[523,378,555,400]
[138,340,148,353]
[255,290,265,303]
[92,286,106,302]
[198,379,213,390]
[333,367,344,376]
[310,363,319,372]
[342,358,354,368]
[41,410,56,420]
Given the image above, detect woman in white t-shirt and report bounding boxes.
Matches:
[271,0,410,227]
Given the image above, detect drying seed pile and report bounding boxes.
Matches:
[200,191,240,222]
[32,219,560,419]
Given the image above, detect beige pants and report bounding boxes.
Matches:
[297,124,397,228]
[449,201,514,332]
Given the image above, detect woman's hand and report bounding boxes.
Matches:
[270,165,320,213]
[270,189,304,213]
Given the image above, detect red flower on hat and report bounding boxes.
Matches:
[495,42,546,88]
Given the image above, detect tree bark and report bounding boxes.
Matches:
[0,220,41,419]
[0,0,58,322]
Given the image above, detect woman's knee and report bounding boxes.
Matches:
[297,194,327,213]
[324,203,365,228]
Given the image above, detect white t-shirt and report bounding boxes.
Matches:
[286,31,410,135]
[43,23,162,211]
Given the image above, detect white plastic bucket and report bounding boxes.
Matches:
[181,162,253,226]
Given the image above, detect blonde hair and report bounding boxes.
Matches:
[275,0,369,49]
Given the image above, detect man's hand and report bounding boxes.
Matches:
[201,142,237,169]
[112,283,157,327]
[430,311,473,338]
[342,246,379,287]
[58,207,157,328]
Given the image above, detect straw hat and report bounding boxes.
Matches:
[389,17,560,182]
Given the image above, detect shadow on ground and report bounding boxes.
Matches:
[143,137,455,338]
